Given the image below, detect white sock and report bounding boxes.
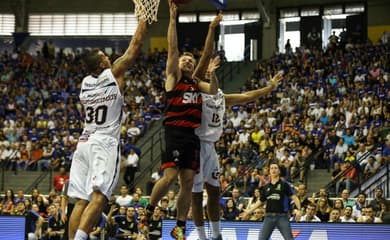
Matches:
[74,229,88,240]
[210,221,221,238]
[196,225,207,240]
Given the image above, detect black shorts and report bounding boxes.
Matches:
[162,126,200,172]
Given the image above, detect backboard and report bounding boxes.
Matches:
[209,0,227,10]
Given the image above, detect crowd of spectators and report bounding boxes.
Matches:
[0,45,167,174]
[1,184,389,239]
[0,34,390,238]
[215,41,390,199]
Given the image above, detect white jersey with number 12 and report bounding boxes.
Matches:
[195,89,226,142]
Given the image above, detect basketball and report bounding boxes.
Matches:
[172,0,192,4]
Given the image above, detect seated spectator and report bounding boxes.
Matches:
[245,188,262,214]
[35,196,48,217]
[379,201,390,223]
[108,205,139,240]
[248,208,265,221]
[148,206,163,240]
[6,143,20,174]
[47,188,60,205]
[357,205,382,223]
[129,192,147,209]
[1,189,15,215]
[299,203,321,222]
[293,184,312,211]
[134,187,148,206]
[28,142,43,171]
[223,198,240,221]
[45,203,65,240]
[166,190,177,219]
[11,201,44,240]
[39,143,53,171]
[340,205,355,222]
[52,167,69,193]
[363,156,379,180]
[328,208,341,222]
[116,185,133,207]
[331,162,342,181]
[369,187,388,212]
[14,190,26,204]
[293,151,307,182]
[335,161,358,195]
[18,143,30,170]
[158,196,169,213]
[316,197,331,222]
[278,148,295,180]
[245,168,261,196]
[340,189,355,208]
[352,192,367,219]
[330,138,348,168]
[258,165,270,188]
[333,199,345,216]
[231,188,247,212]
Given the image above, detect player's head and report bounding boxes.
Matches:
[84,48,111,75]
[179,52,196,74]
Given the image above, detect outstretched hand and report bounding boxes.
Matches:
[207,56,221,74]
[168,0,178,19]
[269,72,283,88]
[210,12,223,28]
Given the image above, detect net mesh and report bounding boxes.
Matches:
[133,0,160,24]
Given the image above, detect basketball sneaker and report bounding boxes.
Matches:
[212,234,223,240]
[170,225,186,240]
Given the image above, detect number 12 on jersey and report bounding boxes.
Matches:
[212,113,221,124]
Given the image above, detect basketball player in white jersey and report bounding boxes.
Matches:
[191,14,283,240]
[67,20,148,240]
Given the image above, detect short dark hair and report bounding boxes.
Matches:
[181,52,195,59]
[84,48,103,74]
[358,192,367,198]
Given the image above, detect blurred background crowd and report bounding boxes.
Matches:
[0,31,389,239]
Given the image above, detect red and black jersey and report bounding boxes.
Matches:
[163,76,202,128]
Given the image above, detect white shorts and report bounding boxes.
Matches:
[68,135,120,201]
[192,141,220,193]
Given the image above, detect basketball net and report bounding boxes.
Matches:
[133,0,160,24]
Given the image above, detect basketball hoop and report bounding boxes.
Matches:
[133,0,160,24]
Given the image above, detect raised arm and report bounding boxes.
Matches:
[225,72,283,106]
[197,56,221,95]
[112,20,148,82]
[106,204,117,224]
[165,0,180,92]
[240,199,263,219]
[193,12,223,79]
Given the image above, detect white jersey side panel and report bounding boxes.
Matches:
[80,68,124,140]
[195,89,226,142]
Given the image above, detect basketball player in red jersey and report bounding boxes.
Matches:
[145,1,218,239]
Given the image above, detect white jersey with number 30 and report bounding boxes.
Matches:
[80,68,124,141]
[195,89,226,142]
